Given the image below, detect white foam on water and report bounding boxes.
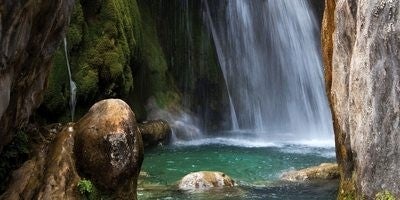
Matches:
[173,137,282,148]
[173,135,335,149]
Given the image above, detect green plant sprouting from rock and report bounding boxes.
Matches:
[77,179,99,200]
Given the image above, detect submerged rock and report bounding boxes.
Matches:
[139,120,171,147]
[178,171,235,191]
[74,99,144,198]
[281,163,339,182]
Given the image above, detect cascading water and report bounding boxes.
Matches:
[140,2,338,199]
[204,0,333,142]
[63,38,77,122]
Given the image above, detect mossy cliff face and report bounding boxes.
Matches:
[41,0,143,122]
[0,0,75,152]
[131,0,181,119]
[41,0,196,123]
[42,0,228,130]
[323,0,400,198]
[139,0,230,130]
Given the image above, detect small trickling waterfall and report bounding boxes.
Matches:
[204,0,333,141]
[63,38,77,122]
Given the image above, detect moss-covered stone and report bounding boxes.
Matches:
[41,0,141,122]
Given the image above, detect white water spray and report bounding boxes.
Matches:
[204,0,334,142]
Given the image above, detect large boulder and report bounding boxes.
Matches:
[0,0,75,153]
[178,171,235,191]
[74,99,144,198]
[281,163,339,182]
[323,0,400,198]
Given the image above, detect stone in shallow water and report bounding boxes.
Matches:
[178,171,235,191]
[281,163,339,182]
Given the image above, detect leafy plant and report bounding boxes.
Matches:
[77,179,99,200]
[78,179,94,194]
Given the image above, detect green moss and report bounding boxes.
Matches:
[67,2,84,47]
[77,179,99,200]
[154,91,180,108]
[42,0,141,121]
[42,50,69,120]
[42,0,220,124]
[134,1,180,109]
[134,0,227,129]
[74,64,98,102]
[376,191,396,200]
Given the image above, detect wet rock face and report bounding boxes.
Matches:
[0,125,80,200]
[0,0,75,152]
[74,99,144,198]
[324,0,400,198]
[178,171,235,191]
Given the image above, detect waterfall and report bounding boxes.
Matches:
[63,38,77,122]
[204,0,333,141]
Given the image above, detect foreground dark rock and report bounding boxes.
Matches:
[1,99,145,199]
[0,125,80,199]
[139,120,171,147]
[323,0,400,198]
[178,171,235,191]
[0,0,75,153]
[74,99,144,199]
[281,163,339,182]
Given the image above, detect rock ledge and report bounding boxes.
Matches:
[281,163,339,182]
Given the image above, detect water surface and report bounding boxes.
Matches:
[139,140,337,199]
